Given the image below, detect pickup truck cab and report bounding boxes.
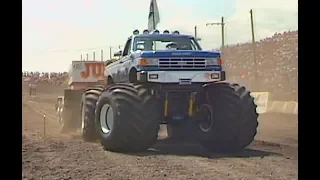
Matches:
[105,30,225,85]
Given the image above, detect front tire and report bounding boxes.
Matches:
[95,83,160,152]
[196,82,259,152]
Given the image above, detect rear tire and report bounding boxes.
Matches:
[95,83,160,152]
[60,106,72,133]
[60,89,84,133]
[196,82,259,152]
[80,85,104,141]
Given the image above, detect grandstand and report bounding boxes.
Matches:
[223,30,298,101]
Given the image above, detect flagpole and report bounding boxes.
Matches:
[152,0,156,50]
[152,6,156,30]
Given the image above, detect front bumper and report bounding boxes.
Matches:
[137,71,226,83]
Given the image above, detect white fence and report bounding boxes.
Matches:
[251,92,298,115]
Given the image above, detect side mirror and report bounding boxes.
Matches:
[113,50,122,57]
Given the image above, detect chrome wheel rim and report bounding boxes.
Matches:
[198,104,214,133]
[100,104,114,134]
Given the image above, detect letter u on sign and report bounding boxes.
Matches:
[80,62,105,79]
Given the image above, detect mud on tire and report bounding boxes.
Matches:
[95,83,160,152]
[80,85,105,141]
[196,82,259,152]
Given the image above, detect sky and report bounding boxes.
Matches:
[22,0,298,72]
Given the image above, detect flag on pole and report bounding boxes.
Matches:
[148,0,160,32]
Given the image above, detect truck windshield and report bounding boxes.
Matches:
[133,36,201,51]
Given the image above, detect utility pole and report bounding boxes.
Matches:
[194,25,202,41]
[250,9,258,90]
[221,17,225,50]
[86,53,88,61]
[80,54,83,61]
[206,16,225,51]
[109,46,112,59]
[101,49,104,61]
[93,51,96,61]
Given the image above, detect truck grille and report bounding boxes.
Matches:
[158,58,206,69]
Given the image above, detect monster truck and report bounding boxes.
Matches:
[59,29,258,153]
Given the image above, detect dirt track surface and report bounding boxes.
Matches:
[22,84,298,180]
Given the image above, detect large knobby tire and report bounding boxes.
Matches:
[196,82,259,153]
[80,85,105,142]
[95,83,160,152]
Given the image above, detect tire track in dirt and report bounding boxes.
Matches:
[22,103,228,180]
[22,88,298,180]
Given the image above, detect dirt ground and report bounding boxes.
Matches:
[22,83,298,180]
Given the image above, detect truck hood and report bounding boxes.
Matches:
[138,50,220,58]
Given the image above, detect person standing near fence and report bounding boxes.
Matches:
[29,83,36,96]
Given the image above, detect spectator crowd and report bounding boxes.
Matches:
[223,30,298,101]
[22,30,298,101]
[22,71,69,85]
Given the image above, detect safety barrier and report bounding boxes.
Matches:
[250,92,297,115]
[22,82,297,115]
[266,101,298,115]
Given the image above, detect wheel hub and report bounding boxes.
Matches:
[58,108,64,125]
[198,104,214,133]
[81,105,85,131]
[100,104,114,134]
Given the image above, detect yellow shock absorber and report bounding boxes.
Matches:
[188,93,194,117]
[164,93,168,117]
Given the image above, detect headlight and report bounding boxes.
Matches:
[206,58,219,65]
[139,58,158,65]
[211,73,220,79]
